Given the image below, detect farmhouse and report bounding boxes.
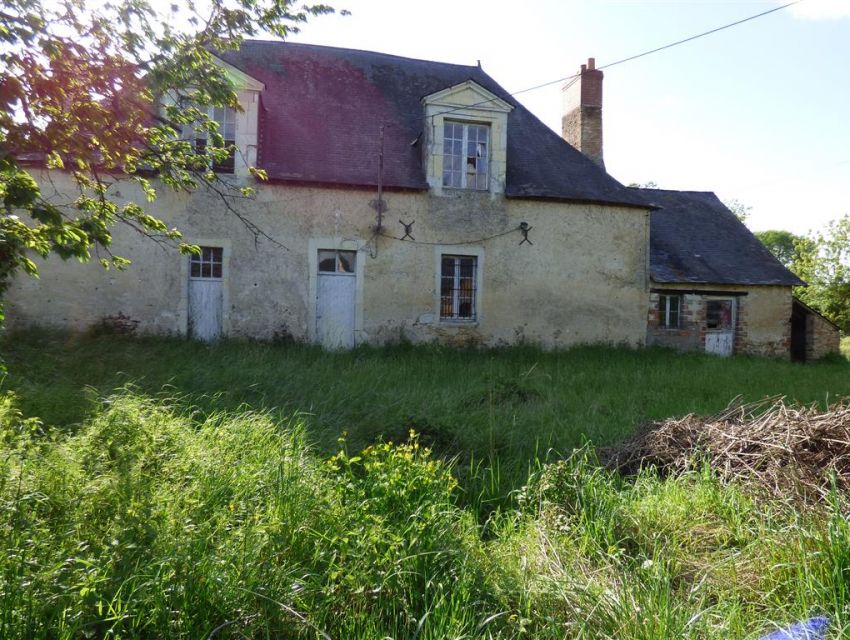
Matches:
[643,188,804,358]
[6,42,827,357]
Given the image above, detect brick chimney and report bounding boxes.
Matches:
[562,57,604,169]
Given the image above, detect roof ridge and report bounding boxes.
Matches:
[240,39,482,70]
[629,186,718,196]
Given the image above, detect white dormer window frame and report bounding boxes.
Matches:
[442,120,490,191]
[164,55,265,178]
[422,80,513,197]
[182,104,238,174]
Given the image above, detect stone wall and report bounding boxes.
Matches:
[6,170,651,349]
[646,292,702,351]
[806,311,840,361]
[647,284,793,358]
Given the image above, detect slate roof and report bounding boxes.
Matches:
[641,188,805,286]
[217,41,648,208]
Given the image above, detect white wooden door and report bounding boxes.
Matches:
[705,331,734,356]
[705,299,735,357]
[188,247,223,341]
[316,249,357,349]
[189,280,222,341]
[316,274,356,349]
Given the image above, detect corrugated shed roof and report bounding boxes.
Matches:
[218,41,648,207]
[642,188,805,286]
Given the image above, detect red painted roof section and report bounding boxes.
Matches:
[226,42,427,189]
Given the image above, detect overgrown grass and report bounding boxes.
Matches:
[2,392,849,639]
[4,329,850,504]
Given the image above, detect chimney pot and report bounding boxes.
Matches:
[587,57,595,70]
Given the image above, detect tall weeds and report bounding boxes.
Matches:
[2,392,849,638]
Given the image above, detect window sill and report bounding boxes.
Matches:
[440,187,490,195]
[439,319,479,327]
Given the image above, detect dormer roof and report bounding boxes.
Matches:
[422,80,513,113]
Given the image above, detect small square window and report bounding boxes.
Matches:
[189,246,224,280]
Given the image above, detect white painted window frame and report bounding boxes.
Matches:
[442,121,490,191]
[421,80,513,197]
[659,294,681,329]
[189,105,237,174]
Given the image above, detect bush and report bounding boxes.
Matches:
[0,396,497,639]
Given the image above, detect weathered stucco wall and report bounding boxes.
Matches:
[6,171,650,348]
[807,312,840,361]
[647,284,792,358]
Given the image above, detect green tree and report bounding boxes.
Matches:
[722,198,751,224]
[754,229,809,268]
[793,215,850,333]
[0,0,343,322]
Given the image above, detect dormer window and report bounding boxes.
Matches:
[195,105,237,174]
[443,122,489,190]
[421,80,513,196]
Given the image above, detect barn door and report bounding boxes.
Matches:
[705,299,735,357]
[188,246,223,341]
[316,249,356,349]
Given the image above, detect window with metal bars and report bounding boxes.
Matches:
[440,255,477,321]
[659,294,681,328]
[189,246,223,279]
[442,121,489,190]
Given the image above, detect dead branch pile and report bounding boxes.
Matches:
[602,397,850,501]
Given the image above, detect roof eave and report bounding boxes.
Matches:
[505,193,656,210]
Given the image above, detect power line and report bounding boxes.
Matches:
[427,0,802,122]
[523,0,802,95]
[377,227,520,247]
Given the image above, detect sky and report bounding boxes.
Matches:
[287,0,850,235]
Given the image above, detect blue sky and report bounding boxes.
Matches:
[289,0,850,234]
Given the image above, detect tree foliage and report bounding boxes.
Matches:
[0,0,343,319]
[754,229,810,268]
[792,215,850,333]
[722,198,751,225]
[755,219,850,333]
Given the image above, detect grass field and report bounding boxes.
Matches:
[5,329,850,499]
[2,330,850,638]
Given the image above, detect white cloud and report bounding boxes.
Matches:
[784,0,850,20]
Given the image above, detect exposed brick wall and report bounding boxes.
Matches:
[646,293,703,351]
[806,312,840,360]
[561,59,604,169]
[647,286,793,358]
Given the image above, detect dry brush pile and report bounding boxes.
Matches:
[603,397,850,502]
